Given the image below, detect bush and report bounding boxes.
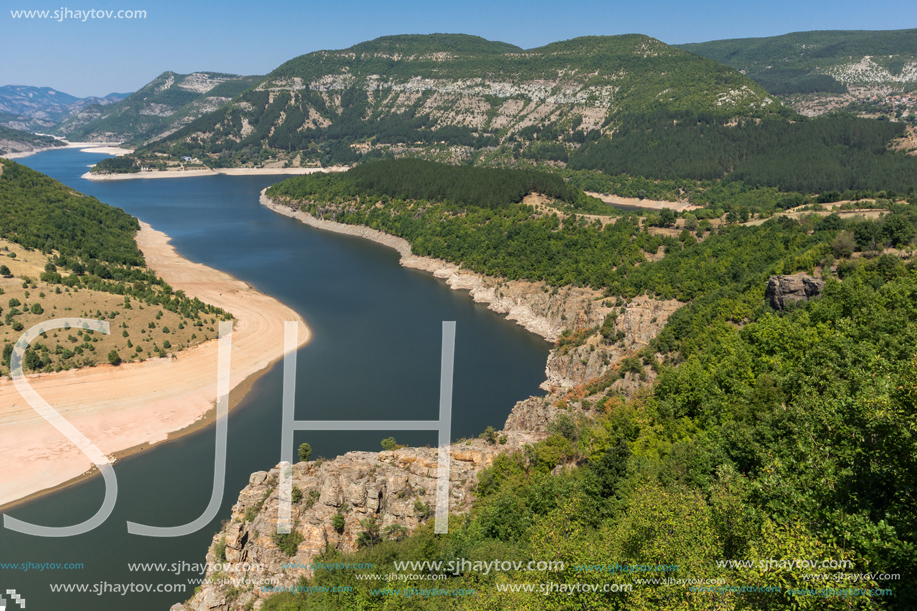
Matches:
[272,529,304,556]
[297,442,312,462]
[480,426,498,444]
[332,514,345,533]
[107,350,122,366]
[381,437,397,451]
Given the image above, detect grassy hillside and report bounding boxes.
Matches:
[0,159,228,374]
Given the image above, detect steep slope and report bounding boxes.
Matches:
[134,33,779,168]
[0,85,127,132]
[0,125,65,156]
[680,29,917,118]
[56,71,261,145]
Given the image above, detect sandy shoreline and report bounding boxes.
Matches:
[0,223,310,509]
[3,141,131,160]
[82,166,349,181]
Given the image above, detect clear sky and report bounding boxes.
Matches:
[1,0,915,97]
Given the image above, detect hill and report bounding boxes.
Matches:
[55,71,261,146]
[0,158,226,373]
[128,33,780,168]
[0,85,127,132]
[0,125,65,157]
[679,29,917,118]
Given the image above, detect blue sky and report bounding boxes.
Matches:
[1,0,915,97]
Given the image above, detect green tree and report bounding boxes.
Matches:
[356,517,381,549]
[107,350,122,366]
[480,425,498,444]
[0,265,11,277]
[331,514,345,533]
[380,437,398,451]
[297,442,312,462]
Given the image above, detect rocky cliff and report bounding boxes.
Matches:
[170,396,563,611]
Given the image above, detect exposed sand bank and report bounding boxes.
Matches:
[82,166,350,181]
[585,191,702,212]
[0,223,310,508]
[3,141,131,160]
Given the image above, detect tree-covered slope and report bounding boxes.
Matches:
[0,126,65,157]
[132,33,780,168]
[55,71,261,145]
[680,29,917,118]
[258,160,917,610]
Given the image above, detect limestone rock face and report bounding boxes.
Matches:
[766,274,825,310]
[173,416,548,611]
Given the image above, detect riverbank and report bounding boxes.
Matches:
[82,166,349,181]
[3,140,131,159]
[0,222,311,509]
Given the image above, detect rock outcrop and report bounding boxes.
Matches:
[170,396,567,611]
[765,274,826,310]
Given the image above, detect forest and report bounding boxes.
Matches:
[0,159,228,325]
[568,112,917,194]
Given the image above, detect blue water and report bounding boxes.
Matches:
[0,151,549,610]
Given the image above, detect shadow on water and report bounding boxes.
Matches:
[0,150,549,610]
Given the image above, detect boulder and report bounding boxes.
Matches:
[766,274,825,310]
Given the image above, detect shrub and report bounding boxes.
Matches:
[297,442,312,462]
[381,437,397,451]
[272,529,304,556]
[332,514,345,533]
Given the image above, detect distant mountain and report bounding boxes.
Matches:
[679,29,917,117]
[0,85,128,131]
[0,125,65,156]
[131,33,780,168]
[56,71,262,146]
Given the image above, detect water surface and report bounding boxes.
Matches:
[0,150,549,610]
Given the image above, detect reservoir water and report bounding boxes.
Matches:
[0,150,550,610]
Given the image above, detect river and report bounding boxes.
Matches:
[0,150,550,610]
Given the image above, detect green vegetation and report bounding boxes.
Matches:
[261,241,917,611]
[680,29,917,94]
[297,443,312,462]
[270,161,917,296]
[61,71,261,146]
[0,160,228,374]
[569,111,917,193]
[127,33,778,168]
[0,126,65,156]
